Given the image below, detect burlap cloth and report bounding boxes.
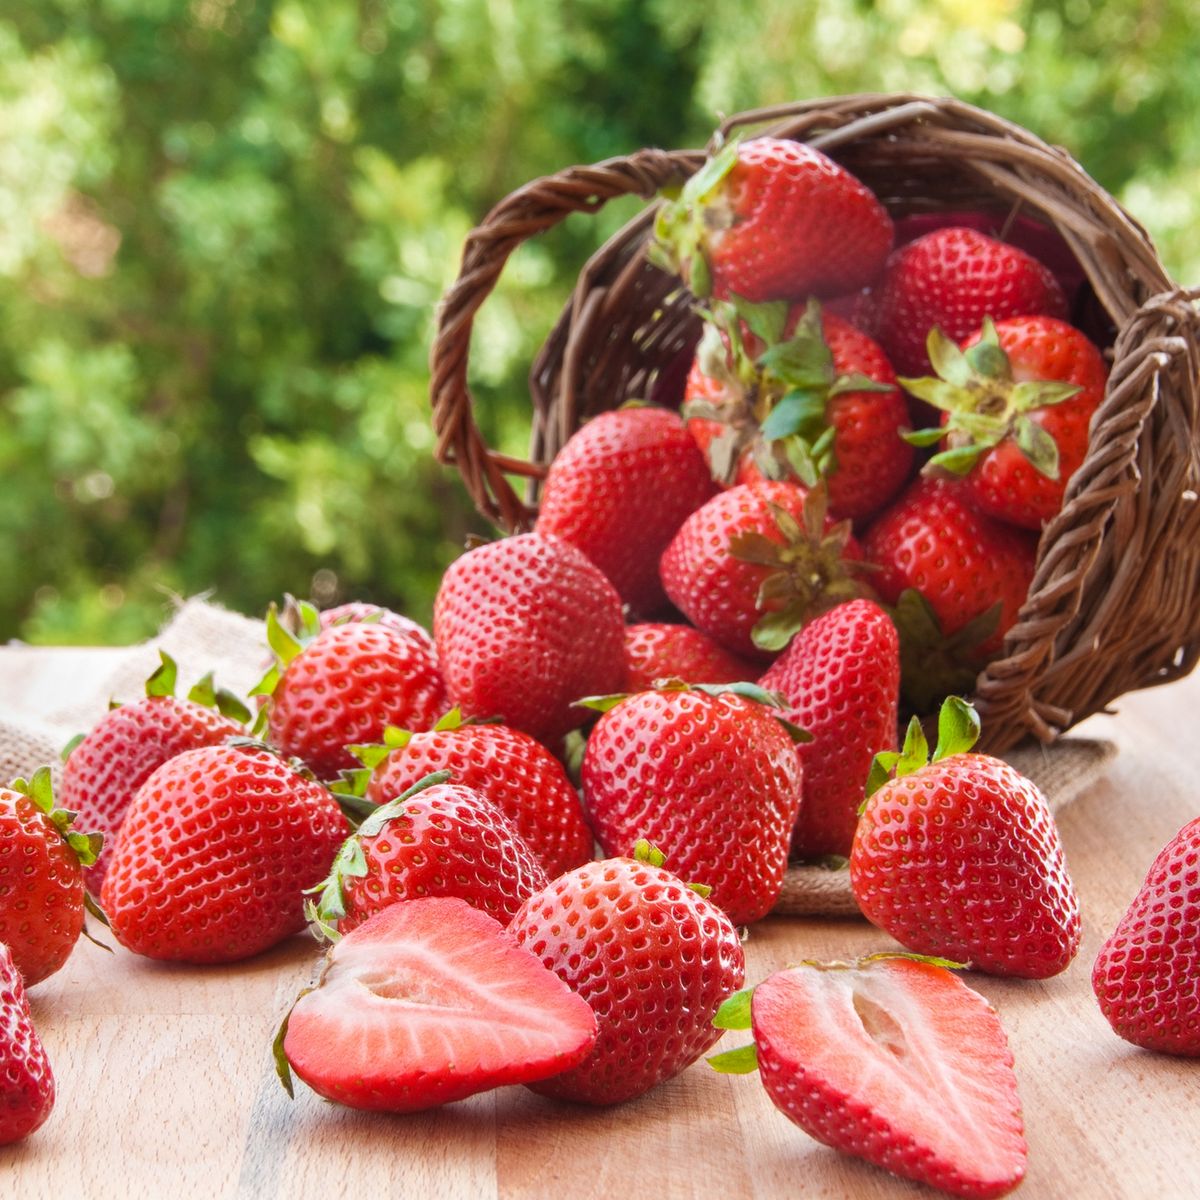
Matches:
[0,597,1116,919]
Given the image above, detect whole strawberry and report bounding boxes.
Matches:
[310,773,549,935]
[434,532,626,745]
[760,599,899,858]
[534,406,716,615]
[660,480,869,659]
[652,136,892,303]
[261,612,446,779]
[624,623,758,691]
[59,652,246,894]
[1092,817,1200,1056]
[710,956,1027,1199]
[874,225,1067,376]
[0,942,55,1145]
[580,685,803,925]
[511,847,745,1105]
[0,769,101,987]
[850,699,1081,978]
[354,712,593,879]
[903,316,1109,529]
[101,743,349,963]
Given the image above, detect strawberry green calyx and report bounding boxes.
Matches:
[707,985,759,1074]
[250,604,305,701]
[901,319,1081,479]
[632,838,714,899]
[864,696,980,802]
[10,765,103,868]
[273,986,316,1098]
[347,708,480,770]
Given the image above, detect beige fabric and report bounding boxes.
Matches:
[772,736,1118,917]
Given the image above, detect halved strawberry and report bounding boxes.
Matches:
[277,897,598,1111]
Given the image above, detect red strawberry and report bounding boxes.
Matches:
[759,599,899,858]
[59,652,245,893]
[0,942,54,1144]
[1092,817,1200,1056]
[651,136,892,303]
[903,316,1109,530]
[355,712,592,879]
[850,699,1081,978]
[660,480,869,659]
[510,848,744,1104]
[624,623,758,691]
[712,956,1026,1199]
[278,897,598,1111]
[0,769,101,987]
[101,743,349,963]
[874,225,1068,376]
[434,533,626,745]
[309,773,548,934]
[262,614,446,779]
[580,686,803,925]
[534,406,716,615]
[684,300,914,521]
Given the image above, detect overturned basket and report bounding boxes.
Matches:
[430,93,1200,755]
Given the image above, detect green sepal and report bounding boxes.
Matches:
[759,390,825,442]
[265,603,304,668]
[751,603,807,653]
[84,891,111,927]
[348,743,393,770]
[66,829,103,867]
[145,651,178,699]
[356,770,451,839]
[1014,414,1062,479]
[827,372,892,397]
[775,716,814,745]
[900,426,947,448]
[633,839,666,868]
[328,788,378,827]
[931,696,981,762]
[706,1043,759,1074]
[861,717,929,810]
[925,325,977,387]
[682,140,740,204]
[928,442,988,476]
[575,693,630,713]
[433,707,466,732]
[60,733,85,763]
[731,296,789,348]
[897,375,968,413]
[273,987,315,1098]
[186,672,252,724]
[248,665,281,699]
[713,987,755,1030]
[687,881,713,899]
[689,680,785,708]
[11,767,104,869]
[856,950,970,971]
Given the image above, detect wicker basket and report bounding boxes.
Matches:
[430,94,1200,754]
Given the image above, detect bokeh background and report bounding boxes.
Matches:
[4,0,1198,644]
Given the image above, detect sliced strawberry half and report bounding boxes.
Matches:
[277,897,598,1112]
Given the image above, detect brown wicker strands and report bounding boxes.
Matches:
[429,94,1200,754]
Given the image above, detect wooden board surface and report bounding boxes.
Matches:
[1,648,1198,1200]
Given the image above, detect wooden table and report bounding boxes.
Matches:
[2,647,1197,1200]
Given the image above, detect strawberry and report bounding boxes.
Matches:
[315,600,434,644]
[0,768,101,987]
[259,611,446,779]
[510,846,745,1105]
[624,623,758,691]
[759,599,900,858]
[710,956,1027,1199]
[874,225,1068,377]
[1092,817,1200,1056]
[433,532,626,745]
[101,743,349,963]
[59,652,246,894]
[850,698,1081,978]
[534,406,716,615]
[277,897,598,1111]
[309,773,549,935]
[0,942,55,1144]
[580,685,804,925]
[651,136,892,303]
[683,299,913,520]
[352,711,593,879]
[902,316,1109,530]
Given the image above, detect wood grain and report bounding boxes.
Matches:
[1,650,1197,1199]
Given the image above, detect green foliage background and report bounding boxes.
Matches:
[3,0,1197,644]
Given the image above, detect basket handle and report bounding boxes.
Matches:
[429,146,706,529]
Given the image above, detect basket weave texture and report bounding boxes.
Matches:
[430,94,1200,754]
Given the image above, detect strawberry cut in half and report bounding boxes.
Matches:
[277,897,598,1112]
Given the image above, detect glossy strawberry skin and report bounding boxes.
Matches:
[581,690,802,925]
[705,138,892,303]
[434,533,626,746]
[510,856,745,1105]
[760,600,900,858]
[1092,817,1200,1056]
[954,317,1109,529]
[366,724,593,879]
[623,623,758,691]
[337,783,549,932]
[268,622,446,779]
[101,744,350,963]
[60,696,242,894]
[875,225,1068,377]
[862,477,1037,657]
[850,753,1081,978]
[0,942,54,1145]
[318,601,434,644]
[535,407,716,615]
[0,790,87,987]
